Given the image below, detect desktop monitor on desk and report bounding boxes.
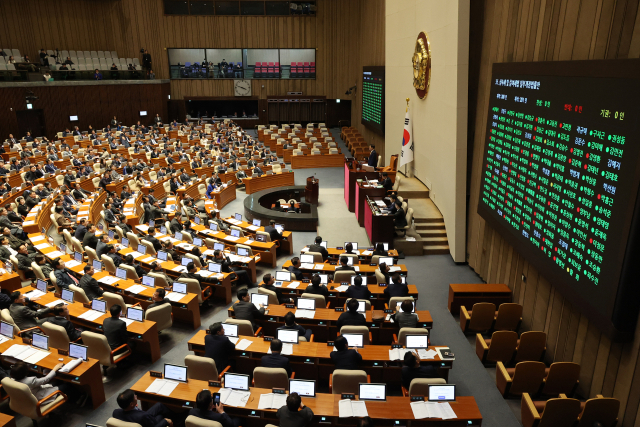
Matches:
[252,219,261,227]
[173,282,187,294]
[359,383,386,401]
[69,343,88,361]
[250,293,269,308]
[378,256,394,266]
[289,379,316,397]
[32,332,49,351]
[277,329,299,344]
[405,334,428,349]
[142,276,155,288]
[193,237,203,247]
[428,384,456,402]
[234,213,242,222]
[344,242,359,250]
[92,299,106,313]
[296,298,316,311]
[300,254,314,264]
[164,364,188,382]
[127,307,144,322]
[342,333,364,348]
[237,247,249,256]
[157,251,168,261]
[222,323,238,338]
[214,243,225,251]
[224,373,250,391]
[275,271,292,282]
[0,321,13,339]
[61,289,74,304]
[116,267,128,280]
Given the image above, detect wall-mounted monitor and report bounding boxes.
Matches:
[70,115,78,121]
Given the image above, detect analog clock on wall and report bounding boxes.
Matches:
[234,80,252,96]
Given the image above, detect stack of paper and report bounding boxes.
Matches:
[295,309,315,319]
[300,263,315,269]
[197,270,215,277]
[35,243,50,250]
[46,251,65,258]
[244,239,255,245]
[258,393,288,409]
[45,299,67,307]
[339,400,368,417]
[314,264,326,270]
[389,266,402,272]
[361,250,373,256]
[418,349,438,359]
[228,337,239,345]
[333,285,349,292]
[122,318,135,326]
[126,285,148,294]
[145,379,180,396]
[389,348,413,360]
[31,236,45,242]
[172,266,187,273]
[267,343,293,355]
[287,282,300,288]
[247,225,259,231]
[410,401,457,420]
[65,260,82,268]
[165,292,185,302]
[141,257,157,263]
[219,388,251,407]
[235,339,253,350]
[127,251,145,259]
[23,289,46,300]
[78,310,105,321]
[2,345,50,364]
[98,276,121,285]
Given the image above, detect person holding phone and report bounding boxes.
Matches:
[189,389,239,427]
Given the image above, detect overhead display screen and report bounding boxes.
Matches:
[362,66,385,135]
[478,60,640,338]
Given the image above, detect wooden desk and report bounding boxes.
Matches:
[448,283,512,314]
[344,160,380,212]
[301,246,399,263]
[364,198,395,249]
[244,172,295,195]
[230,301,431,343]
[356,182,387,227]
[291,154,345,169]
[188,332,452,386]
[130,373,482,426]
[221,217,294,255]
[0,414,15,427]
[0,337,106,409]
[212,182,237,209]
[281,260,408,280]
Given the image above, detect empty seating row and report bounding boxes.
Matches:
[0,48,22,60]
[63,57,137,67]
[460,302,523,333]
[50,50,120,60]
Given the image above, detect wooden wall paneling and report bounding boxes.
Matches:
[591,334,613,396]
[562,305,582,361]
[572,0,601,60]
[572,313,590,364]
[614,328,640,425]
[629,7,640,57]
[531,276,551,331]
[603,342,624,397]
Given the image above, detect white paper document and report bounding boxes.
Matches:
[389,348,413,361]
[333,285,349,292]
[165,292,185,302]
[141,257,157,263]
[98,276,121,285]
[35,243,50,250]
[78,310,104,321]
[0,335,10,345]
[247,225,259,231]
[418,349,438,359]
[23,289,46,300]
[125,285,148,294]
[389,266,402,272]
[258,393,288,409]
[243,239,254,245]
[314,264,326,270]
[287,282,300,289]
[410,401,457,420]
[31,236,45,242]
[45,299,67,307]
[2,345,50,364]
[225,236,239,242]
[46,251,65,258]
[235,339,253,350]
[122,318,135,327]
[176,243,194,251]
[65,260,82,268]
[361,250,373,256]
[339,400,368,418]
[145,379,180,396]
[172,266,187,273]
[228,337,239,345]
[295,309,315,319]
[300,263,315,269]
[196,270,214,277]
[267,343,293,356]
[221,389,251,407]
[127,251,145,259]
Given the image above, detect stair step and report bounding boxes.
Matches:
[422,237,449,246]
[413,217,444,224]
[423,245,450,255]
[415,223,446,230]
[417,231,448,239]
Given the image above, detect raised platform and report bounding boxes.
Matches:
[243,185,318,231]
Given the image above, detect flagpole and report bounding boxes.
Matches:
[405,98,409,177]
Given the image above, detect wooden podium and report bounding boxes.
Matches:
[305,176,319,204]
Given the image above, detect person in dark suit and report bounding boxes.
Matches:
[276,393,314,427]
[380,172,393,191]
[335,256,355,272]
[372,243,388,257]
[205,322,236,371]
[277,311,312,342]
[189,390,237,427]
[344,243,356,255]
[113,389,175,427]
[143,226,162,252]
[308,236,328,261]
[303,274,329,299]
[329,334,362,370]
[336,298,367,330]
[232,288,265,331]
[287,257,303,280]
[147,288,170,310]
[82,223,99,249]
[103,305,129,350]
[384,273,409,299]
[263,220,282,242]
[393,200,407,229]
[261,273,292,304]
[213,250,252,288]
[79,265,104,300]
[377,262,391,283]
[44,305,81,341]
[346,275,371,300]
[401,352,438,389]
[99,171,112,191]
[170,212,184,234]
[261,339,291,376]
[367,144,378,168]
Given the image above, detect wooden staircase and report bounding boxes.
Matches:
[415,217,449,255]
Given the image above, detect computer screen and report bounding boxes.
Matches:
[93,260,102,271]
[181,257,192,266]
[116,267,127,279]
[376,243,389,251]
[137,244,147,255]
[149,220,155,227]
[222,323,238,337]
[359,383,386,401]
[275,271,291,282]
[142,276,155,287]
[214,243,225,251]
[108,230,115,240]
[61,289,74,303]
[318,274,328,284]
[428,385,456,402]
[289,379,315,397]
[121,237,129,247]
[356,301,367,313]
[345,256,354,266]
[59,243,67,253]
[378,256,393,266]
[224,373,249,391]
[234,213,242,221]
[157,251,168,261]
[164,364,188,382]
[300,254,314,264]
[256,234,266,242]
[319,241,327,248]
[175,232,183,241]
[405,335,428,349]
[173,282,187,294]
[230,229,240,238]
[32,332,48,350]
[194,216,201,225]
[345,242,359,250]
[275,224,284,233]
[208,263,221,273]
[396,301,415,312]
[250,293,269,308]
[342,333,364,348]
[210,222,218,231]
[92,299,106,313]
[36,279,47,293]
[252,219,261,227]
[127,307,144,322]
[0,321,13,338]
[193,237,203,247]
[69,343,88,361]
[237,247,249,256]
[350,275,362,286]
[160,226,167,235]
[277,329,299,344]
[361,66,385,136]
[297,298,315,310]
[74,252,83,262]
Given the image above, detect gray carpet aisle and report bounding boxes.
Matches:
[4,129,520,427]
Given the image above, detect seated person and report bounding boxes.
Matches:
[303,274,329,300]
[276,393,314,427]
[261,273,292,304]
[307,236,329,261]
[103,305,129,351]
[261,338,291,376]
[287,257,303,280]
[336,298,367,330]
[344,242,356,255]
[11,361,85,407]
[372,242,388,257]
[44,305,82,341]
[335,256,356,272]
[401,351,438,390]
[384,273,409,299]
[114,389,176,427]
[381,172,393,191]
[232,288,264,331]
[264,219,283,242]
[277,311,313,342]
[190,390,238,427]
[346,275,371,300]
[391,300,418,329]
[205,322,236,371]
[329,335,362,370]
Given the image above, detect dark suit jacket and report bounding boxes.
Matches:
[112,405,169,427]
[264,225,282,242]
[144,235,162,252]
[368,150,378,167]
[204,334,236,371]
[232,300,265,330]
[308,244,328,261]
[82,232,98,249]
[335,265,356,272]
[346,285,372,300]
[263,284,290,304]
[103,317,128,349]
[303,284,329,300]
[148,298,170,310]
[261,353,291,376]
[393,207,407,228]
[336,311,366,331]
[287,266,303,280]
[79,274,104,300]
[384,283,409,299]
[330,348,362,370]
[44,316,81,341]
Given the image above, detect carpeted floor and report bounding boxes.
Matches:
[5,128,522,427]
